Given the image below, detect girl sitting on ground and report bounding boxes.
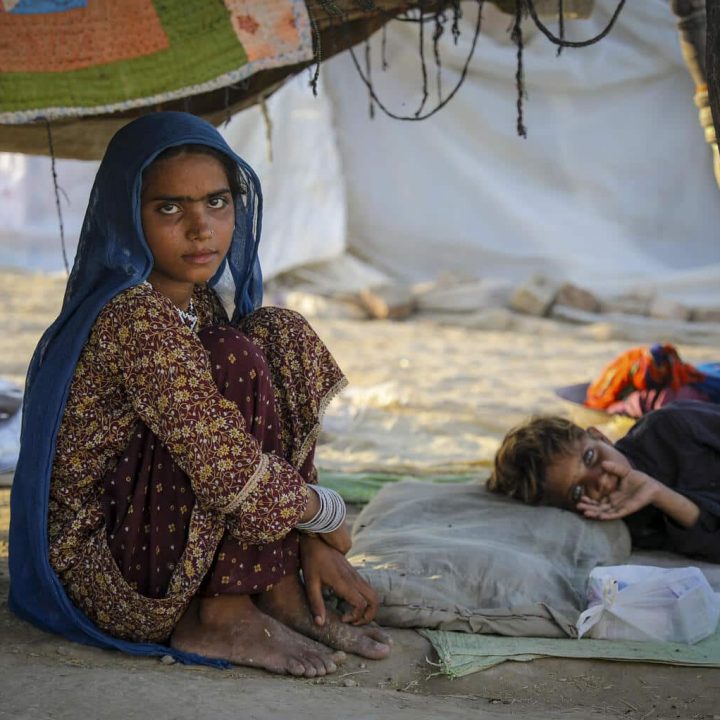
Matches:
[9,112,390,676]
[488,401,720,563]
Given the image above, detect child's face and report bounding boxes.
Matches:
[141,151,235,302]
[542,429,631,511]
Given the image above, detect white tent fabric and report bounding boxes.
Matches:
[0,0,718,308]
[322,0,720,306]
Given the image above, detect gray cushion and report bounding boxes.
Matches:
[350,481,631,637]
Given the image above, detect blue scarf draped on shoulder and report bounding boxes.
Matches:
[9,112,263,667]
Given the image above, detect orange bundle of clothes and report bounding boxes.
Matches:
[585,343,706,410]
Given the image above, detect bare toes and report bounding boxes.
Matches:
[287,658,308,677]
[331,650,347,665]
[355,634,391,660]
[311,653,330,676]
[366,625,393,646]
[299,658,319,678]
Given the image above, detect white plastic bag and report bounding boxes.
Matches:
[576,565,720,644]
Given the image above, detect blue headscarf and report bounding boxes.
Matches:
[9,112,263,667]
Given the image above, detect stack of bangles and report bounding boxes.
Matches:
[296,485,347,534]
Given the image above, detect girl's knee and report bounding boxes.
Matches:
[198,324,262,364]
[197,325,274,398]
[239,307,316,349]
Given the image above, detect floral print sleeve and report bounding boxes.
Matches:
[99,285,309,541]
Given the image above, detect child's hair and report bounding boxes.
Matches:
[487,416,586,504]
[146,143,247,199]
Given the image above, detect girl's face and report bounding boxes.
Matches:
[141,151,235,306]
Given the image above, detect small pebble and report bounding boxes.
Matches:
[160,654,176,665]
[359,663,366,669]
[342,679,358,687]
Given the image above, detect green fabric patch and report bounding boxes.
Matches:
[317,470,476,504]
[421,628,720,678]
[1,2,245,113]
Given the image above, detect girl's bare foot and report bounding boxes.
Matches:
[257,573,392,660]
[170,594,346,677]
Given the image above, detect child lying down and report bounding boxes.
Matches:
[488,401,720,564]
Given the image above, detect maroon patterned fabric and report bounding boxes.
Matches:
[49,284,347,643]
[103,324,306,598]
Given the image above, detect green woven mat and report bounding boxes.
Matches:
[421,628,720,678]
[317,470,476,504]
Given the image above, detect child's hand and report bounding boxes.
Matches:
[299,534,378,627]
[577,461,659,520]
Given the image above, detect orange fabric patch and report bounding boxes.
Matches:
[225,0,299,62]
[0,0,169,73]
[585,344,705,410]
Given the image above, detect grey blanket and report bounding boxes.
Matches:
[350,481,631,638]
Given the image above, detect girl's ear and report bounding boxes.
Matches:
[587,426,612,445]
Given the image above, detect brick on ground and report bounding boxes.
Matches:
[508,278,558,317]
[554,283,601,313]
[648,296,690,321]
[359,283,416,320]
[691,307,720,323]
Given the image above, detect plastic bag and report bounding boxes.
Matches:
[576,565,720,644]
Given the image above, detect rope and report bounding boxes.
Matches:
[311,0,628,132]
[557,0,565,57]
[526,0,626,48]
[45,120,70,275]
[309,9,324,96]
[416,0,430,117]
[512,1,527,138]
[365,39,375,118]
[345,0,484,122]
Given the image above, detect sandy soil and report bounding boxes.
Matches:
[2,268,720,720]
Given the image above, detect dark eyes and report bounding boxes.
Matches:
[572,446,598,503]
[156,196,230,215]
[208,196,230,209]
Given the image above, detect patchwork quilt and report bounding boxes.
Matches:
[0,0,313,122]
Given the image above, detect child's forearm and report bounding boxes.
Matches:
[651,482,701,529]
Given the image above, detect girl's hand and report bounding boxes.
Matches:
[299,534,379,627]
[318,520,352,555]
[577,461,658,520]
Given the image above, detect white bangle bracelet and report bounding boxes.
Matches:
[296,485,346,533]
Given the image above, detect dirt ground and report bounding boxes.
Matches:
[2,268,720,719]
